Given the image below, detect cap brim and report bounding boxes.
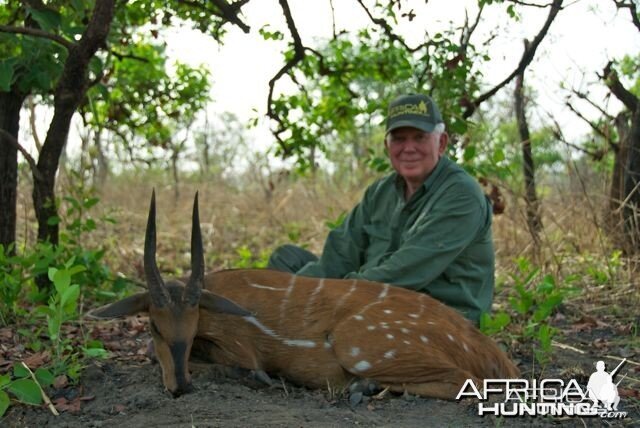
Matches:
[386,119,436,134]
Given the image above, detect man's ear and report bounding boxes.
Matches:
[438,132,449,155]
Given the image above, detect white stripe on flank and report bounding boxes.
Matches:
[379,283,389,299]
[283,339,316,348]
[303,278,325,326]
[244,315,316,349]
[249,283,285,291]
[243,316,279,339]
[333,280,357,316]
[279,274,297,325]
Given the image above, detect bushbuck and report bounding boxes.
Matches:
[89,192,519,399]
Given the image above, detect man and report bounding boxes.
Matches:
[269,94,495,324]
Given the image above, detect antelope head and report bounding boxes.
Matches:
[88,191,250,397]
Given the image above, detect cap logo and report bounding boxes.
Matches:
[388,100,429,118]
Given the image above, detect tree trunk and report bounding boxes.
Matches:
[623,107,640,251]
[31,0,116,290]
[0,90,27,253]
[606,112,630,243]
[514,64,542,244]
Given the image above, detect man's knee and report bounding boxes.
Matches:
[268,244,317,273]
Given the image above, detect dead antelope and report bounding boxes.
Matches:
[89,192,519,399]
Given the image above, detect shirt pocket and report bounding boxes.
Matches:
[363,223,391,264]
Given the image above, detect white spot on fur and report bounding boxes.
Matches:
[408,321,417,326]
[427,321,436,325]
[401,328,410,334]
[353,361,372,372]
[324,340,332,349]
[386,334,394,340]
[384,350,396,359]
[403,340,411,345]
[350,347,360,357]
[383,309,393,315]
[447,334,455,342]
[420,335,429,343]
[394,320,403,324]
[380,322,389,329]
[408,313,419,319]
[353,315,364,321]
[463,343,469,352]
[367,325,376,331]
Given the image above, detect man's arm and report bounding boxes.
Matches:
[297,190,372,278]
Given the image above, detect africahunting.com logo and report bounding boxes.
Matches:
[457,358,628,419]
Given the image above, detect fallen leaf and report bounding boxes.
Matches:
[23,352,50,368]
[53,375,69,389]
[54,397,82,413]
[0,328,13,340]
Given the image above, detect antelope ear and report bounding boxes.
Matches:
[199,290,252,317]
[86,293,150,319]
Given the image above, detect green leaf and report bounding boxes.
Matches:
[8,379,42,405]
[0,390,9,418]
[52,268,71,293]
[34,368,54,387]
[83,347,108,358]
[61,283,80,311]
[0,374,10,388]
[28,8,62,32]
[0,61,15,92]
[13,363,29,379]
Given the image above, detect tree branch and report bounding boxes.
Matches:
[0,24,74,49]
[0,128,45,181]
[571,89,614,120]
[266,0,307,154]
[464,0,563,118]
[613,0,640,32]
[602,61,639,112]
[565,101,614,144]
[545,112,608,160]
[355,0,428,53]
[209,0,251,33]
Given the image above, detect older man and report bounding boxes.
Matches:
[269,94,495,324]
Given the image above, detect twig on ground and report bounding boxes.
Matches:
[20,362,59,416]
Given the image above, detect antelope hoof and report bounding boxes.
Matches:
[349,378,380,396]
[252,369,278,387]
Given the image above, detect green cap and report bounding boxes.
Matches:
[386,94,443,134]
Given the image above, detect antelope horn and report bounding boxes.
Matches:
[145,189,170,307]
[184,191,203,306]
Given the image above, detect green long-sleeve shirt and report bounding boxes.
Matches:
[297,156,495,323]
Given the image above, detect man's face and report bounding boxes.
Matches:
[385,126,448,184]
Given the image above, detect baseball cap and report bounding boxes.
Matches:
[385,94,443,134]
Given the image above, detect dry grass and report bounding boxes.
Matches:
[13,168,639,319]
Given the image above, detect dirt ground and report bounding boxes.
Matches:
[2,318,638,428]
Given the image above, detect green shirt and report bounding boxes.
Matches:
[297,156,494,323]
